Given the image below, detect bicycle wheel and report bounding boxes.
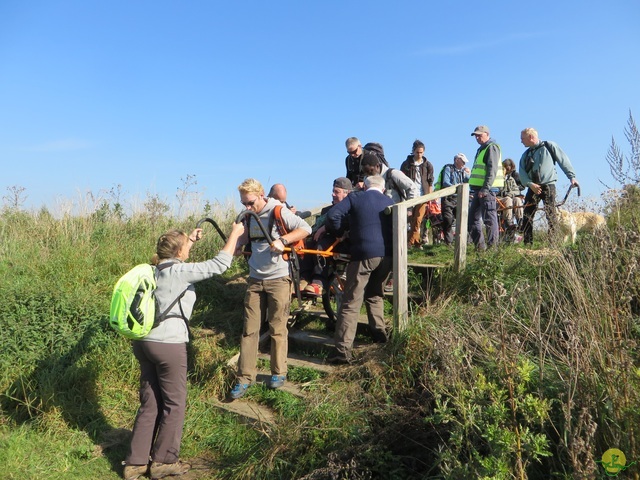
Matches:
[322,273,344,331]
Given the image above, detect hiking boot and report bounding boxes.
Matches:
[326,353,351,365]
[269,374,286,389]
[371,330,388,343]
[150,460,191,479]
[229,382,251,399]
[123,463,148,480]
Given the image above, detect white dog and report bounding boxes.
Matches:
[556,209,606,244]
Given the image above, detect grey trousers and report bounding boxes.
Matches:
[126,341,187,465]
[334,256,392,359]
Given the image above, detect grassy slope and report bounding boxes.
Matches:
[1,200,640,479]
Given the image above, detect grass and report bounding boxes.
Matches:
[1,189,640,478]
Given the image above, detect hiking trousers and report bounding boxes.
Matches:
[408,202,428,246]
[468,190,499,249]
[334,256,392,360]
[237,276,291,384]
[127,341,187,466]
[522,184,557,244]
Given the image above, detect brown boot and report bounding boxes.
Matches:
[150,460,191,479]
[123,463,148,480]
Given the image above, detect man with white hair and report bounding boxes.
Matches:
[435,153,471,245]
[518,127,579,244]
[325,175,393,364]
[344,137,364,186]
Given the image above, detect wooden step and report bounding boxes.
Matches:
[287,329,334,355]
[208,398,275,425]
[258,351,334,374]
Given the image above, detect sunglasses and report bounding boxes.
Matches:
[241,199,257,207]
[347,146,360,156]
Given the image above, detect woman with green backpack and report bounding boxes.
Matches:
[123,221,244,480]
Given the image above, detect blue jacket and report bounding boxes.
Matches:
[518,140,576,187]
[326,189,393,261]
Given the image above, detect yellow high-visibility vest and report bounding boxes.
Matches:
[469,143,504,189]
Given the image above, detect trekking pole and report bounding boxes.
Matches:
[195,217,227,242]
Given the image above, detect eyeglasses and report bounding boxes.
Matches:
[241,199,257,207]
[347,146,361,156]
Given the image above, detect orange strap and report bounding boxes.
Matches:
[273,205,305,260]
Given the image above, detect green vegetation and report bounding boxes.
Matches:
[1,186,640,479]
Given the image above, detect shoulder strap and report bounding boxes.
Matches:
[153,262,190,333]
[542,141,559,165]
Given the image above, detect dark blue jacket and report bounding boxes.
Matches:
[326,189,393,261]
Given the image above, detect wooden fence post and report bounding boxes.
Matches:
[391,183,469,332]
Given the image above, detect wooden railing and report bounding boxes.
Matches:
[387,183,470,332]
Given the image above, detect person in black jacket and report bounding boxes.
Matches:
[400,139,434,248]
[344,137,364,187]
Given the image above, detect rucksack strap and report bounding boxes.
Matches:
[153,262,191,335]
[272,205,303,304]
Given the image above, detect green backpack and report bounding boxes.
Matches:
[109,262,187,339]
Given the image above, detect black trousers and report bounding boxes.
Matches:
[522,184,557,245]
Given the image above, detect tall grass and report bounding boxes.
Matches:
[0,190,639,479]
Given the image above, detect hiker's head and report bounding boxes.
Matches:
[268,183,287,203]
[154,229,189,263]
[503,158,516,174]
[332,177,352,204]
[364,175,385,192]
[412,139,425,160]
[520,127,539,147]
[454,153,468,168]
[238,178,267,213]
[345,137,362,157]
[360,152,381,176]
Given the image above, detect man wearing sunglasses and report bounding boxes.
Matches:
[229,178,311,399]
[344,137,364,187]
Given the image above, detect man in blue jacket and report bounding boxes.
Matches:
[518,128,580,245]
[325,175,393,364]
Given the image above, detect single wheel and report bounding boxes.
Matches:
[322,273,344,331]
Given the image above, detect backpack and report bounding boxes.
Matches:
[109,262,188,339]
[363,142,390,167]
[434,164,454,190]
[272,204,306,260]
[246,204,305,260]
[384,168,407,201]
[524,141,559,175]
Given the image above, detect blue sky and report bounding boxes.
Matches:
[1,1,639,215]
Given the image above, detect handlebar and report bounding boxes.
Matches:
[195,217,227,242]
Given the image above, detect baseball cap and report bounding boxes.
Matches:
[333,177,353,191]
[455,153,469,163]
[471,125,490,136]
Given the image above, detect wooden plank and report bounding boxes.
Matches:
[209,398,275,425]
[227,331,270,367]
[258,352,334,374]
[407,262,445,270]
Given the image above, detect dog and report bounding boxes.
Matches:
[556,209,606,244]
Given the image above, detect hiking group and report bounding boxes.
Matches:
[119,125,579,479]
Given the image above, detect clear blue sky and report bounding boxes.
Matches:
[1,1,639,215]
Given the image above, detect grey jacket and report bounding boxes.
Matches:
[380,164,419,203]
[247,197,312,281]
[518,140,576,187]
[143,252,234,344]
